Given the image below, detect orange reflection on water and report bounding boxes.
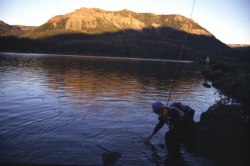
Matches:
[45,66,143,106]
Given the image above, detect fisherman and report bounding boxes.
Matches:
[205,56,210,71]
[145,102,195,155]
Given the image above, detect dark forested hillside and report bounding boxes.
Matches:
[0,27,229,61]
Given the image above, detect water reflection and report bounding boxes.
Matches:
[38,56,216,120]
[0,53,217,165]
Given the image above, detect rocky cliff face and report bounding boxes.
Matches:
[28,7,212,37]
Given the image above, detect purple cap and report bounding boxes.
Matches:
[152,102,164,113]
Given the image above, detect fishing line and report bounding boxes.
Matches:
[166,0,196,106]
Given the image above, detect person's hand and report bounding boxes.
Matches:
[144,134,153,143]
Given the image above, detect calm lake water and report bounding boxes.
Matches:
[0,53,220,165]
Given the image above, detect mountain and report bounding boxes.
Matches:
[227,44,250,48]
[25,8,212,38]
[0,7,230,60]
[0,21,23,36]
[0,21,36,36]
[14,25,36,33]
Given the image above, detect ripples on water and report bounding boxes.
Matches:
[0,53,219,165]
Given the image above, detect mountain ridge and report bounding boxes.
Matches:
[0,20,36,36]
[24,7,212,38]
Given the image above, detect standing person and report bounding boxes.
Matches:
[145,102,195,155]
[206,56,210,71]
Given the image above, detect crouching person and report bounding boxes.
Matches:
[145,102,196,156]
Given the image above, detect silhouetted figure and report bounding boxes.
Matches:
[145,102,195,157]
[205,56,210,71]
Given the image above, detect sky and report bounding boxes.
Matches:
[0,0,249,44]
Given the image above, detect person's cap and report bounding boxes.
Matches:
[152,102,164,113]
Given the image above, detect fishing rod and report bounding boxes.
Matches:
[166,0,196,106]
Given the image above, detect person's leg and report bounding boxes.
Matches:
[165,130,180,155]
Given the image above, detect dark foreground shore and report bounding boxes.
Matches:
[192,58,249,166]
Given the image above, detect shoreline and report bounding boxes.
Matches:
[192,58,249,166]
[0,51,193,63]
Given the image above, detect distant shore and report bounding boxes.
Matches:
[0,52,193,63]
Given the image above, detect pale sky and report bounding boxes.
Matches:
[0,0,249,44]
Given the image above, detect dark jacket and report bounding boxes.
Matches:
[152,102,195,135]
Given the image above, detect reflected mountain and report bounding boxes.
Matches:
[27,55,207,109]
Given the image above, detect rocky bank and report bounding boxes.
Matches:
[192,60,249,166]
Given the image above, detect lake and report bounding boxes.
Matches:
[0,53,219,165]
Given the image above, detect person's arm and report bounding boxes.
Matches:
[145,118,165,143]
